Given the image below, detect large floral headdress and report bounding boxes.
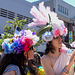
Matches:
[28,2,68,42]
[2,29,39,54]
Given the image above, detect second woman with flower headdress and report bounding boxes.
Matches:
[0,29,39,75]
[28,2,75,75]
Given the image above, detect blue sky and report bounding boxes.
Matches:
[26,0,39,3]
[63,0,75,7]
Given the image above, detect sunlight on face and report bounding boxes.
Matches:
[52,36,62,49]
[28,47,35,60]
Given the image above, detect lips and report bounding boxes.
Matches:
[59,42,62,44]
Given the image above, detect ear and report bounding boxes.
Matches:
[46,41,49,44]
[24,52,27,57]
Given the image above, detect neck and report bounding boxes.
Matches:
[48,48,60,58]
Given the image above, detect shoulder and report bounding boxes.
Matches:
[41,55,50,60]
[7,64,20,71]
[3,64,21,75]
[41,55,51,63]
[3,71,16,75]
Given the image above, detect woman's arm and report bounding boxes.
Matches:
[4,71,16,75]
[60,51,75,75]
[41,56,55,75]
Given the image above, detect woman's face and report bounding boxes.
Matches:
[28,47,35,60]
[24,47,35,60]
[51,35,62,49]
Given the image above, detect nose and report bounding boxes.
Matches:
[33,47,35,51]
[59,36,62,41]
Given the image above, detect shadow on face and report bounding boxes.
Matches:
[24,47,35,60]
[51,35,62,49]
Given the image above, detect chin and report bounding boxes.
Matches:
[59,44,62,48]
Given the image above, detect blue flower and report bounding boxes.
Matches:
[14,43,23,54]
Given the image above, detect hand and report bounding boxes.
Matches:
[70,51,75,63]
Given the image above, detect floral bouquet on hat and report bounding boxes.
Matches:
[2,29,39,54]
[28,2,68,42]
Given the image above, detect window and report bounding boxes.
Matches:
[60,6,62,12]
[23,16,33,24]
[64,8,66,15]
[66,9,68,15]
[0,8,7,18]
[17,14,23,20]
[62,7,64,14]
[0,8,33,23]
[58,5,60,11]
[8,11,15,20]
[0,8,15,19]
[58,5,69,16]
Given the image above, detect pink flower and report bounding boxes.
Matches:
[63,27,67,34]
[20,36,26,44]
[53,29,60,38]
[20,36,33,52]
[61,25,67,34]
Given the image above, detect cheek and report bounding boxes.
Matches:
[52,40,61,48]
[28,50,34,60]
[52,41,57,46]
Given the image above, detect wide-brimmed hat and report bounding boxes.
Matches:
[28,2,68,42]
[2,27,39,54]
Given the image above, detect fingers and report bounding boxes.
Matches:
[73,56,75,62]
[71,51,75,57]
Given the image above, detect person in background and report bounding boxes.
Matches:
[0,29,39,75]
[28,2,75,75]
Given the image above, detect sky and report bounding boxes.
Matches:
[26,0,39,3]
[63,0,75,7]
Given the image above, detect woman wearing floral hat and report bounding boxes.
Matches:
[28,2,75,75]
[0,29,39,75]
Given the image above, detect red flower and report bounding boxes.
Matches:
[20,36,33,52]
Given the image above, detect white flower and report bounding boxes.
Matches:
[42,31,53,42]
[2,38,10,49]
[32,35,39,45]
[2,42,6,49]
[23,30,39,45]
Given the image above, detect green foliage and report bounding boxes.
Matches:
[0,38,4,52]
[4,17,27,36]
[3,33,13,39]
[34,36,44,47]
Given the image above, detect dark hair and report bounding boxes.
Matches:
[45,41,55,54]
[29,46,33,50]
[27,59,38,75]
[0,51,26,75]
[34,53,41,66]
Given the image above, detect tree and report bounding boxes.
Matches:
[3,17,27,38]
